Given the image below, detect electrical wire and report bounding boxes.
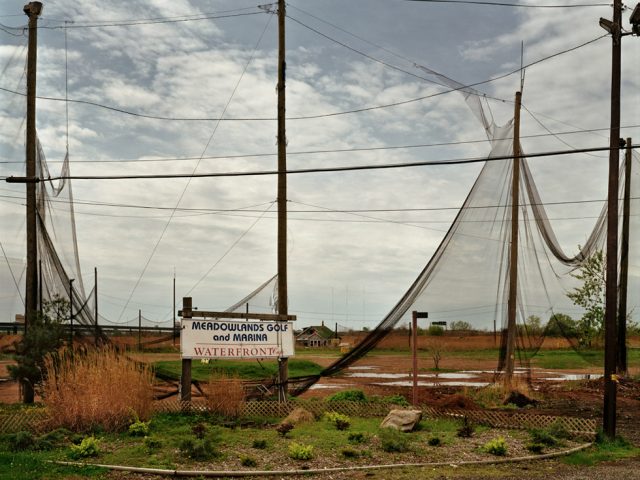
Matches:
[116,11,274,321]
[0,34,608,122]
[404,0,610,7]
[20,145,637,182]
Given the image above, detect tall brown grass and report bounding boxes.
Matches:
[42,346,154,431]
[204,370,245,418]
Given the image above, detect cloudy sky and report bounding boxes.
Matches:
[0,0,639,330]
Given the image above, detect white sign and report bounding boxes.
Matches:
[181,319,295,359]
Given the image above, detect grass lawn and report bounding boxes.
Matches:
[153,358,323,381]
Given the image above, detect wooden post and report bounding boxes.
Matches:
[69,278,74,348]
[504,91,522,387]
[21,1,43,405]
[138,309,142,351]
[412,311,418,406]
[617,138,632,375]
[603,0,622,440]
[276,0,289,402]
[181,297,192,403]
[94,267,99,343]
[172,273,177,346]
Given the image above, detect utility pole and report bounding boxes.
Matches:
[276,0,289,402]
[617,138,632,375]
[21,1,42,404]
[24,2,43,332]
[173,272,177,345]
[138,309,142,351]
[504,90,522,388]
[69,278,74,348]
[600,0,623,440]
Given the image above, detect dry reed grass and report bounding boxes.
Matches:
[204,370,245,418]
[42,346,154,432]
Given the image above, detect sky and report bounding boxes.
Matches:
[0,0,639,331]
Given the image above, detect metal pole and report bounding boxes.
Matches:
[617,138,632,375]
[180,297,192,403]
[412,311,418,406]
[505,91,522,387]
[603,0,622,440]
[277,0,289,402]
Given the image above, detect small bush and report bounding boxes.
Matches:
[192,422,207,440]
[179,436,219,461]
[276,422,294,437]
[529,429,559,447]
[128,419,151,437]
[252,439,267,449]
[7,431,35,451]
[383,394,410,407]
[547,421,572,440]
[205,371,245,418]
[240,455,258,467]
[483,437,507,456]
[144,437,162,452]
[379,428,409,453]
[327,390,367,402]
[427,325,444,336]
[348,432,367,444]
[526,442,545,454]
[69,436,100,459]
[341,447,360,458]
[35,428,73,451]
[324,412,351,431]
[428,436,442,447]
[456,416,475,438]
[289,442,314,460]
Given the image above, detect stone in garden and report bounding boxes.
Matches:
[283,407,315,425]
[380,409,422,432]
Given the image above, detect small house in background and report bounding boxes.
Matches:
[296,321,339,347]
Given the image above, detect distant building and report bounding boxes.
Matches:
[296,322,338,347]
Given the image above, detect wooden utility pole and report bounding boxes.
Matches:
[504,91,522,387]
[21,1,43,404]
[602,0,622,440]
[69,278,74,348]
[173,273,177,345]
[24,2,43,331]
[412,312,418,405]
[180,297,192,403]
[276,0,289,402]
[138,309,142,351]
[617,138,632,375]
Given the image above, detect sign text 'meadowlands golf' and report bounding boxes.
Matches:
[181,319,295,359]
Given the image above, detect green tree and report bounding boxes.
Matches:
[9,295,68,403]
[450,321,472,331]
[545,313,577,337]
[520,315,543,336]
[566,250,605,347]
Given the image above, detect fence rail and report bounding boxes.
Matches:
[1,400,597,437]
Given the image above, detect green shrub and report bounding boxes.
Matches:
[7,431,35,451]
[427,325,444,336]
[348,432,367,444]
[192,422,207,439]
[69,436,100,459]
[379,428,409,453]
[456,416,475,438]
[526,442,545,454]
[240,455,258,467]
[252,439,267,449]
[179,430,222,461]
[383,394,410,407]
[327,390,367,402]
[289,442,314,460]
[36,428,73,451]
[341,447,360,458]
[529,429,559,447]
[482,437,507,456]
[144,437,162,452]
[547,421,572,440]
[128,419,151,437]
[324,412,351,431]
[428,436,442,446]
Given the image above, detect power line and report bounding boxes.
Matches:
[0,34,607,122]
[14,145,635,182]
[405,0,609,7]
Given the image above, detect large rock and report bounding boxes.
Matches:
[380,409,422,432]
